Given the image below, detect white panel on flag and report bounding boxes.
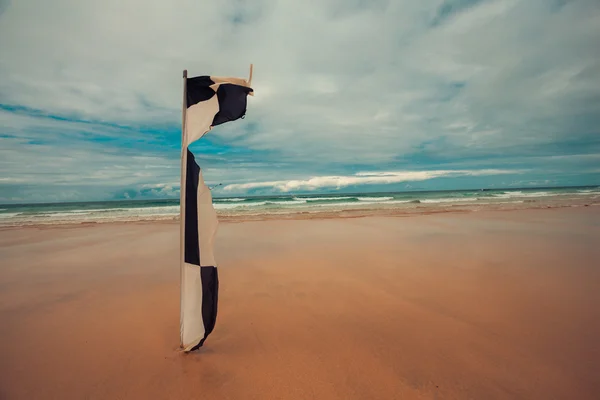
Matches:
[186,96,219,146]
[181,262,205,350]
[197,169,218,267]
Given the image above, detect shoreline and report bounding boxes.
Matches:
[1,197,598,229]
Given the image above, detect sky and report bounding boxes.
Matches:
[0,0,599,203]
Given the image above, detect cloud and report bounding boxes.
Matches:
[431,0,488,26]
[222,168,521,192]
[0,0,599,202]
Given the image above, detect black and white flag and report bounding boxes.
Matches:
[180,70,253,352]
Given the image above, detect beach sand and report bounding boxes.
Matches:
[1,207,599,399]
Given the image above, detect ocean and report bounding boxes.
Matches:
[1,186,598,227]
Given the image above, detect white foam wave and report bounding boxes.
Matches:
[294,196,354,201]
[1,213,179,227]
[0,212,21,219]
[35,210,99,216]
[214,200,307,210]
[308,199,413,208]
[492,191,556,199]
[117,206,180,213]
[357,197,394,201]
[575,190,600,196]
[269,200,307,205]
[0,206,181,224]
[47,206,179,215]
[214,203,252,210]
[33,212,93,218]
[215,198,247,202]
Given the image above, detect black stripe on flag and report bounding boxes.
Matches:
[186,76,216,106]
[186,76,253,127]
[189,266,219,351]
[184,149,200,266]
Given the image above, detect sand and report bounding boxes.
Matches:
[0,207,599,399]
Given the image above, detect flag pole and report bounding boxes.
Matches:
[179,69,188,348]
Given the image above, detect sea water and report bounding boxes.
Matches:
[1,186,598,226]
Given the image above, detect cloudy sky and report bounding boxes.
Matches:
[1,0,599,203]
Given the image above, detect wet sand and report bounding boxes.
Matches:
[0,207,599,399]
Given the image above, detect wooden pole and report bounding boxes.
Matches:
[179,69,188,348]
